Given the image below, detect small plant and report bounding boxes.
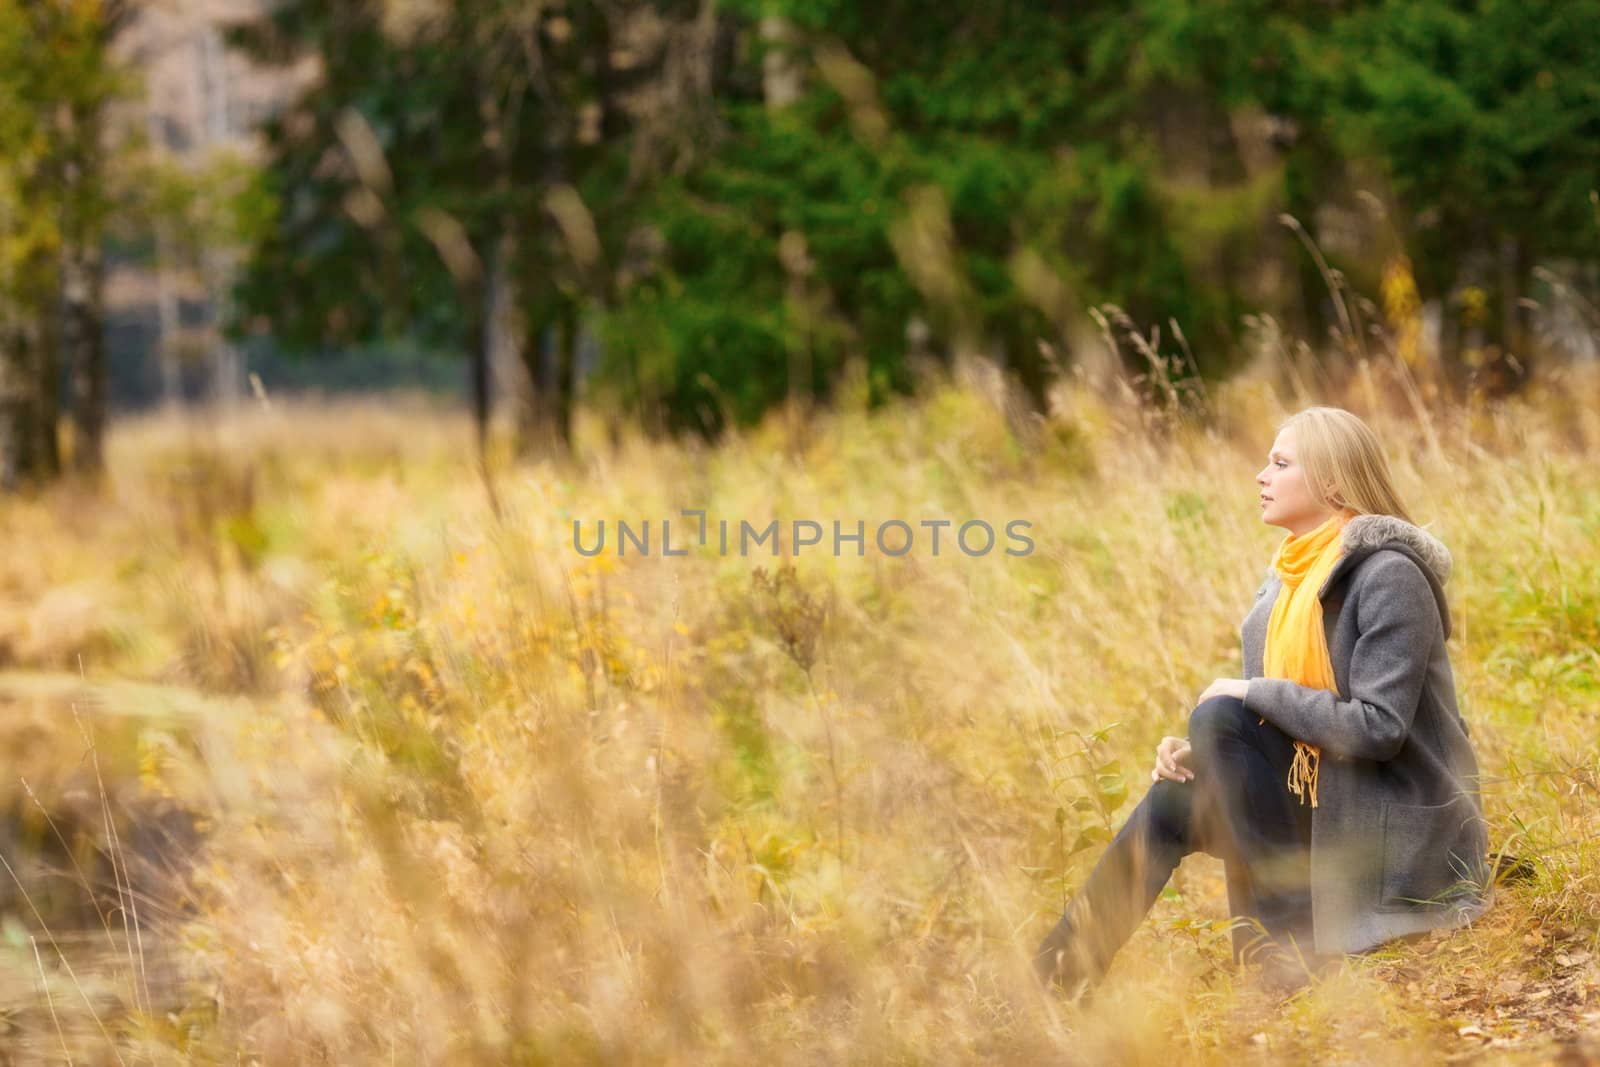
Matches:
[1039,721,1129,915]
[750,565,848,866]
[750,564,829,674]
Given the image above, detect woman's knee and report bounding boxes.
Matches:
[1136,777,1196,844]
[1188,695,1251,745]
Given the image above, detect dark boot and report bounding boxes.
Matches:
[1033,910,1096,998]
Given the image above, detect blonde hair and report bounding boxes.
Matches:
[1280,406,1413,523]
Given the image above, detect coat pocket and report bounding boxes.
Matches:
[1380,795,1486,911]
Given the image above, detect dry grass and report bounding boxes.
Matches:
[0,365,1596,1063]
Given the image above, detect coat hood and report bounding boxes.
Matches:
[1322,512,1454,639]
[1338,513,1453,585]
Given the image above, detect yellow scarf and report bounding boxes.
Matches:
[1262,512,1349,807]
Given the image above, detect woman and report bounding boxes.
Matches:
[1034,406,1492,994]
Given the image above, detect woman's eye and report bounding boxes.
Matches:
[1275,461,1288,469]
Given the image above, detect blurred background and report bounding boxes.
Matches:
[3,0,1597,477]
[0,1,1598,1064]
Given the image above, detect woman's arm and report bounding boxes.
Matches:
[1243,552,1440,762]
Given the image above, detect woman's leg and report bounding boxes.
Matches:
[1033,774,1202,984]
[1035,695,1313,985]
[1186,696,1315,963]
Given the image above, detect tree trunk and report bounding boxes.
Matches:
[36,298,62,478]
[552,299,577,449]
[761,16,803,109]
[469,291,490,462]
[153,228,182,407]
[519,299,577,455]
[55,22,114,468]
[1497,236,1531,391]
[486,232,539,454]
[63,237,106,474]
[0,321,58,490]
[199,24,243,407]
[0,347,30,491]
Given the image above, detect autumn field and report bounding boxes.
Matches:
[0,361,1596,1064]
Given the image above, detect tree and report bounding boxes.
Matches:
[1315,0,1600,381]
[231,0,704,455]
[0,4,61,486]
[599,0,1338,431]
[0,1,134,489]
[54,0,134,474]
[0,0,129,486]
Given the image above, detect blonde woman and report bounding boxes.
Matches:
[1035,406,1492,994]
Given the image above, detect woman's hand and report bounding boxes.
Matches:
[1151,736,1194,783]
[1198,678,1250,705]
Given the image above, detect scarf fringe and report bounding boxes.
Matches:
[1288,741,1320,808]
[1266,514,1344,811]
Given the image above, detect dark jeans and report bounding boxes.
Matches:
[1036,695,1316,980]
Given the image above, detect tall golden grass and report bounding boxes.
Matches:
[0,361,1596,1063]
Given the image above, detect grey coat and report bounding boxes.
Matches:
[1240,513,1492,955]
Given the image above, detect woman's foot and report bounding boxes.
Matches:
[1247,952,1313,998]
[1033,917,1098,999]
[1240,942,1336,998]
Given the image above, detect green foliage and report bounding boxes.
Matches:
[229,4,464,350]
[1319,0,1600,293]
[1374,0,1596,224]
[231,0,1600,432]
[597,102,918,431]
[230,0,645,374]
[598,0,1331,426]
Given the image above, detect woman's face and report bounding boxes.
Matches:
[1256,427,1335,536]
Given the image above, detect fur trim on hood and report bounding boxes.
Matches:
[1340,513,1453,585]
